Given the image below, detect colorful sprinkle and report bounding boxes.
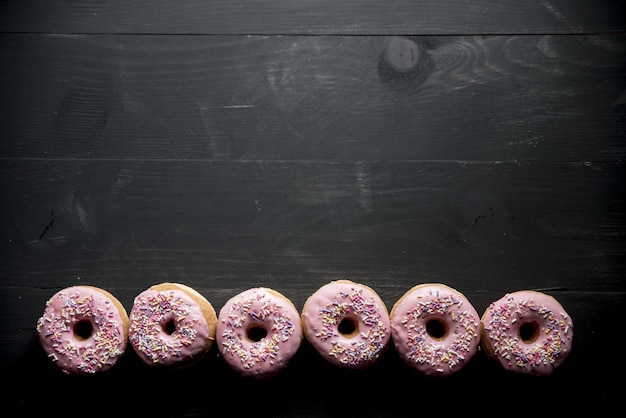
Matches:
[483,292,573,375]
[396,291,479,374]
[36,288,126,374]
[129,289,210,365]
[218,289,301,378]
[311,284,389,368]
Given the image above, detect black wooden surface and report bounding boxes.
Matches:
[1,1,624,415]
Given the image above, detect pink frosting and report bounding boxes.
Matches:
[216,288,302,379]
[301,281,391,370]
[36,286,128,375]
[481,290,574,375]
[390,284,480,376]
[129,288,211,367]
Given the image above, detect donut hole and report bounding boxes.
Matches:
[338,317,359,338]
[246,324,268,342]
[519,320,540,344]
[161,318,177,335]
[73,320,94,341]
[425,318,448,340]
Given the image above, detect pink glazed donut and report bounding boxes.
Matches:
[390,283,481,376]
[128,283,218,368]
[481,290,573,375]
[216,288,302,379]
[301,280,391,370]
[36,285,129,375]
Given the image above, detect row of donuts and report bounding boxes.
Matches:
[36,280,574,378]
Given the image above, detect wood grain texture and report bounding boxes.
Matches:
[1,160,623,292]
[1,1,625,413]
[1,0,624,34]
[1,34,624,161]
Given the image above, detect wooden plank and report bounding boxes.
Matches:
[1,159,623,292]
[1,0,624,35]
[1,34,625,162]
[1,1,623,413]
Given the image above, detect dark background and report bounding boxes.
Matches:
[1,1,624,415]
